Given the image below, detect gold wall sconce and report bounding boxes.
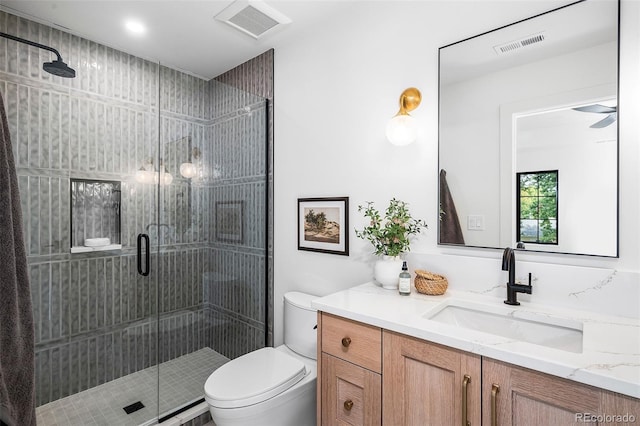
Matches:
[386,87,422,146]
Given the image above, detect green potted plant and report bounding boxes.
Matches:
[356,198,427,289]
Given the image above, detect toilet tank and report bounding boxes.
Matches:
[283,292,318,360]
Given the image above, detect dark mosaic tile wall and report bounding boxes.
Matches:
[1,11,271,407]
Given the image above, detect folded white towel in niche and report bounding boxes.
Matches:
[84,238,110,247]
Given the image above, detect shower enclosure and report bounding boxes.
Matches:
[0,10,271,425]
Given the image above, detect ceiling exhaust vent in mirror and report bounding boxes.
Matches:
[494,33,546,55]
[215,0,291,39]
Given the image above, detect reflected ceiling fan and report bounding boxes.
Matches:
[572,104,617,128]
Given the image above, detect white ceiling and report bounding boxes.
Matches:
[0,0,354,79]
[439,0,617,85]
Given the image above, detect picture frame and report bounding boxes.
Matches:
[298,197,349,256]
[215,200,244,243]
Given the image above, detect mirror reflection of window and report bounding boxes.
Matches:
[514,102,617,255]
[517,171,558,245]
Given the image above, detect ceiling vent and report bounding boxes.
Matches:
[494,32,546,55]
[215,0,291,39]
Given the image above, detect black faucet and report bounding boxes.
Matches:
[502,247,532,305]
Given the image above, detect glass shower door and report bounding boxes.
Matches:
[156,76,269,419]
[68,58,164,426]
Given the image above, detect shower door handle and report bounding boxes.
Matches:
[137,233,150,276]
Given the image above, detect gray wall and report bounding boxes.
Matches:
[0,11,270,406]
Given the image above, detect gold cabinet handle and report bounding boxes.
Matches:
[462,374,471,426]
[341,337,352,348]
[491,383,500,426]
[344,399,354,411]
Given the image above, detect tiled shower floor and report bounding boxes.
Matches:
[36,348,229,426]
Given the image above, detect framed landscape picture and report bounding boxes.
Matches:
[298,197,349,256]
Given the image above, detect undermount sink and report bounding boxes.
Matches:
[424,301,584,353]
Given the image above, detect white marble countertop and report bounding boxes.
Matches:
[312,282,640,399]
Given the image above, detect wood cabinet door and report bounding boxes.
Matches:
[602,391,640,424]
[382,331,481,426]
[482,358,604,426]
[321,353,382,426]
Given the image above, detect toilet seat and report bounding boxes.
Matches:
[204,347,306,409]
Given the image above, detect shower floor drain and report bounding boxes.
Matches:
[123,401,145,414]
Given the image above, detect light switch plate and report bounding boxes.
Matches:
[467,215,485,231]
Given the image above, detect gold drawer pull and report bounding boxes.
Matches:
[491,383,500,426]
[344,399,354,411]
[462,374,471,426]
[341,337,352,347]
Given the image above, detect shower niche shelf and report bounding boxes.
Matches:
[70,179,122,254]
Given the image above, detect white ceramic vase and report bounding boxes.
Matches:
[374,255,404,289]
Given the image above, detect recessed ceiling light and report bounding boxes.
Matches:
[125,19,146,35]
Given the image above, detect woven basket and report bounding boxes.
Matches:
[414,270,448,295]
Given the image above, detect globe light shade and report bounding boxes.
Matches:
[135,168,148,184]
[180,162,197,178]
[386,114,418,146]
[163,172,173,186]
[136,167,155,184]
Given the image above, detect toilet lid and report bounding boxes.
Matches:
[204,347,306,409]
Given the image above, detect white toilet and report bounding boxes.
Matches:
[204,292,318,426]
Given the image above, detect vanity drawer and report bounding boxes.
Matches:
[321,313,382,373]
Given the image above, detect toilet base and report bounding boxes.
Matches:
[208,382,315,426]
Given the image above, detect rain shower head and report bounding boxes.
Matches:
[43,59,76,78]
[0,31,76,78]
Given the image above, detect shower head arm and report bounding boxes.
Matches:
[0,31,63,62]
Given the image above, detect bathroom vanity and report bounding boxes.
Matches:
[314,283,639,425]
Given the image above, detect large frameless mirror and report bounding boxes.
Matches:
[438,0,619,257]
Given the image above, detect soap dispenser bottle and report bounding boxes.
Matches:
[399,261,411,296]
